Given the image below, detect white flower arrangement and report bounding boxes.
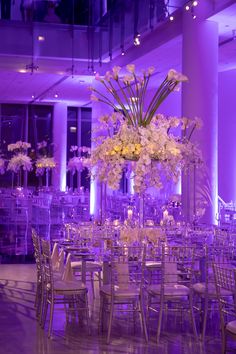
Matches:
[89,64,202,194]
[0,157,5,174]
[35,157,56,176]
[35,140,56,176]
[67,146,91,174]
[8,141,31,152]
[68,156,84,174]
[7,153,32,173]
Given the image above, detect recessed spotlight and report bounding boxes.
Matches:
[18,69,27,73]
[94,70,96,74]
[31,94,35,99]
[54,93,59,98]
[192,1,198,6]
[185,5,190,11]
[37,35,45,41]
[169,15,174,21]
[192,14,197,19]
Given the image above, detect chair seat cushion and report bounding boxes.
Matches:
[145,261,162,269]
[193,282,232,296]
[148,284,190,297]
[49,280,87,294]
[71,261,102,272]
[226,320,236,335]
[100,284,140,298]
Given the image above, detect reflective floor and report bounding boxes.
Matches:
[0,264,232,354]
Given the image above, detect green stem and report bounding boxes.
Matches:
[143,77,169,123]
[188,124,196,141]
[115,80,136,125]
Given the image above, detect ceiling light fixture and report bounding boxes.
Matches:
[169,15,174,21]
[54,93,59,98]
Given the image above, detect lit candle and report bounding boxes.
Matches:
[163,209,169,220]
[127,208,133,219]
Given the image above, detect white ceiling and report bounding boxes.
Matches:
[0,3,235,106]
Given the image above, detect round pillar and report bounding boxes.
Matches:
[52,103,67,191]
[90,80,113,220]
[182,2,218,225]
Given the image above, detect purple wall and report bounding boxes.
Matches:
[218,69,236,203]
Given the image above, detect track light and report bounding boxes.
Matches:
[120,45,125,56]
[185,1,198,12]
[134,34,141,46]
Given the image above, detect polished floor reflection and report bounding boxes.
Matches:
[0,264,231,354]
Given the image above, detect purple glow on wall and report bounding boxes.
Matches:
[218,69,236,203]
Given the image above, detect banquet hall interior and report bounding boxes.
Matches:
[1,0,236,353]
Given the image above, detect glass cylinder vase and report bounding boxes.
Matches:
[139,194,145,228]
[45,169,49,188]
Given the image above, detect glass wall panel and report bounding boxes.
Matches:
[0,104,26,187]
[28,105,53,187]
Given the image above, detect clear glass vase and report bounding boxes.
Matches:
[139,194,145,228]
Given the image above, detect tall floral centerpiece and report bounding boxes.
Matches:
[67,146,91,191]
[7,141,32,188]
[35,141,56,189]
[90,64,202,224]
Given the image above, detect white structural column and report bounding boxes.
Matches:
[182,2,218,224]
[90,80,113,220]
[52,103,67,191]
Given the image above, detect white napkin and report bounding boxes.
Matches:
[51,243,59,269]
[62,253,76,281]
[165,257,178,283]
[57,250,65,274]
[115,263,130,289]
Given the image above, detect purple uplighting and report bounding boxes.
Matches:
[1,1,236,353]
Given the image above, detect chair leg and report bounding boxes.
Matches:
[201,297,208,341]
[107,300,114,344]
[98,271,102,290]
[133,301,136,334]
[39,284,45,326]
[189,294,198,340]
[42,295,49,329]
[90,272,95,299]
[140,297,148,343]
[222,330,227,354]
[157,296,163,344]
[98,294,104,333]
[48,300,54,338]
[84,292,91,335]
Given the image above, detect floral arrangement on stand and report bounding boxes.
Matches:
[7,141,32,187]
[35,140,56,188]
[89,64,203,195]
[67,145,91,191]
